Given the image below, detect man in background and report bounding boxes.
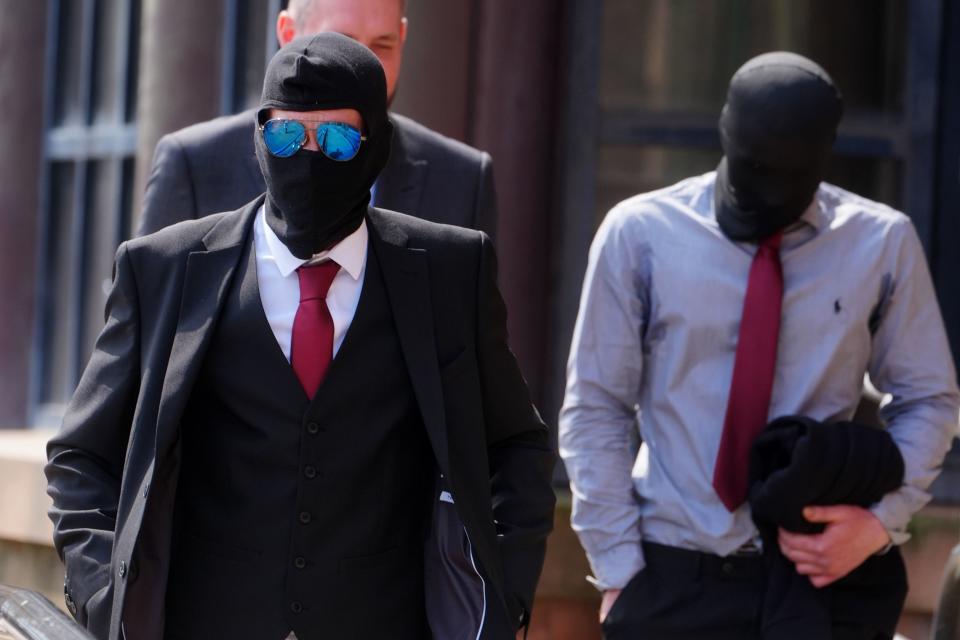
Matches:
[138,0,497,238]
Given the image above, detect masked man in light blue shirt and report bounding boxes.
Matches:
[560,52,959,640]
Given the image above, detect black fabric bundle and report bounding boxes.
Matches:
[748,416,907,640]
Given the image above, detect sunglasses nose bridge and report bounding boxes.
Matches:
[300,125,321,153]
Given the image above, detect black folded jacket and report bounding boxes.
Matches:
[748,415,907,640]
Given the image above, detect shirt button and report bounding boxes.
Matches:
[290,601,303,614]
[294,556,307,569]
[306,422,320,435]
[304,465,317,479]
[299,511,312,524]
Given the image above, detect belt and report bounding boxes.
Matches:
[642,541,765,581]
[732,540,762,557]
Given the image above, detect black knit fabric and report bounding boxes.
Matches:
[748,416,907,640]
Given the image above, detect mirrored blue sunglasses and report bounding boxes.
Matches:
[260,119,366,161]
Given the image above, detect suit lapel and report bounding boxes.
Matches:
[375,116,427,215]
[367,208,450,475]
[154,198,261,453]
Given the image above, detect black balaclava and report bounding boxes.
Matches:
[255,32,392,259]
[715,52,843,242]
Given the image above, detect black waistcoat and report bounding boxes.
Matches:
[164,235,435,640]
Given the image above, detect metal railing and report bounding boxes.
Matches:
[0,585,91,640]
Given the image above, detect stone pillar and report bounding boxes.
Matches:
[470,0,561,404]
[132,0,227,225]
[0,1,48,427]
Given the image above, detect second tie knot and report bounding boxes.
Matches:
[297,260,341,302]
[760,230,784,252]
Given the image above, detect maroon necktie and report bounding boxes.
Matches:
[713,232,784,511]
[291,260,341,398]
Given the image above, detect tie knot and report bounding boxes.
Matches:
[297,261,340,302]
[761,231,784,252]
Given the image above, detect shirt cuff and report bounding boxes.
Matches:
[869,492,913,546]
[584,541,646,591]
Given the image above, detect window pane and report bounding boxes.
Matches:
[600,0,906,117]
[90,0,140,122]
[53,0,88,126]
[236,0,271,111]
[91,0,116,122]
[80,161,122,367]
[42,162,78,404]
[595,145,720,227]
[826,155,902,211]
[126,0,142,122]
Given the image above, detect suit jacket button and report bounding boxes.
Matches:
[118,561,127,578]
[294,556,307,569]
[306,422,320,435]
[299,511,312,524]
[290,601,303,614]
[64,592,77,616]
[304,465,317,479]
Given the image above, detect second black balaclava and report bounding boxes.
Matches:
[255,32,392,259]
[715,52,843,242]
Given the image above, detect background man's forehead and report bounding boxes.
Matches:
[270,106,363,120]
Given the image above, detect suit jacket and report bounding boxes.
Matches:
[45,200,554,640]
[137,110,497,238]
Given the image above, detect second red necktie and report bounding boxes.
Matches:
[713,232,784,511]
[291,260,341,398]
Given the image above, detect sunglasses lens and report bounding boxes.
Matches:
[316,123,363,161]
[262,120,307,158]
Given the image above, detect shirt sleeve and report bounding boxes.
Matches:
[867,217,960,543]
[558,206,650,590]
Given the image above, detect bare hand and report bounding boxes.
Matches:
[777,505,891,588]
[599,588,622,622]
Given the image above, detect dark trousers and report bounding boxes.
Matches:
[601,542,897,640]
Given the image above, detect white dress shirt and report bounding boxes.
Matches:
[559,172,960,590]
[253,205,368,361]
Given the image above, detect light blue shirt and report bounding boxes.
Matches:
[559,172,960,590]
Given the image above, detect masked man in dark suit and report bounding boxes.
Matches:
[138,0,497,239]
[46,33,554,640]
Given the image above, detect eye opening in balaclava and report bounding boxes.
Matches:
[255,31,394,259]
[715,51,843,242]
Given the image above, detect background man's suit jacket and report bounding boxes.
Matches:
[137,110,498,238]
[45,200,554,640]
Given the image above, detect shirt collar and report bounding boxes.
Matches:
[701,174,828,235]
[258,205,368,281]
[793,193,828,233]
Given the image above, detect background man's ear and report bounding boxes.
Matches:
[276,11,298,47]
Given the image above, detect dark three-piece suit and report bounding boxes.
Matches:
[46,100,542,639]
[46,198,555,640]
